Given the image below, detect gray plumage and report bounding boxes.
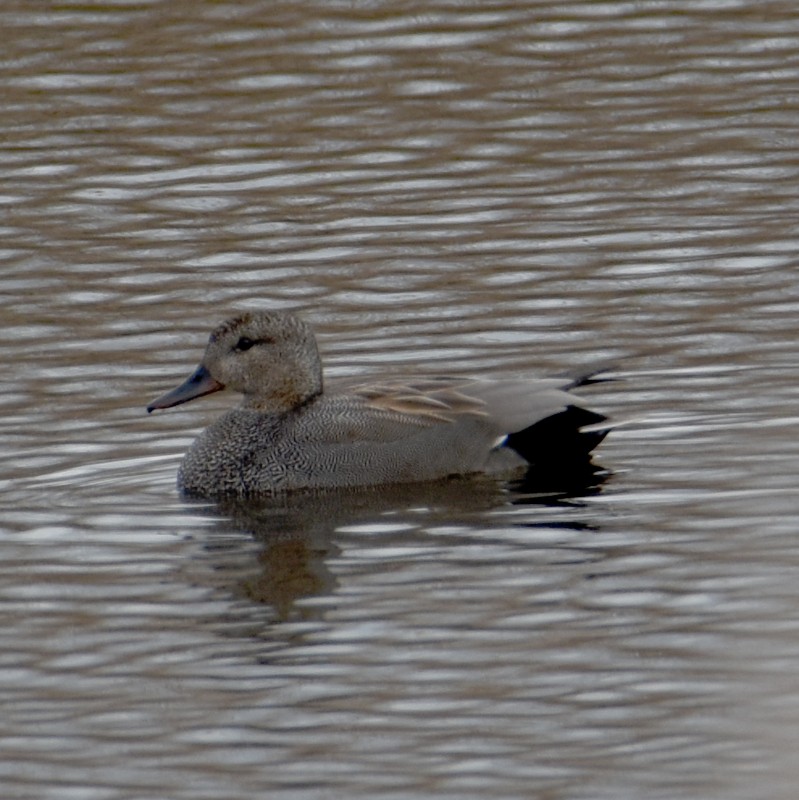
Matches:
[147,310,609,497]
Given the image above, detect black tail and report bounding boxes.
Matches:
[504,405,609,467]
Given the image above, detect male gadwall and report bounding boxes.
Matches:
[147,311,610,497]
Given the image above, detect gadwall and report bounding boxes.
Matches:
[147,311,610,497]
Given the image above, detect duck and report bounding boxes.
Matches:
[147,310,610,497]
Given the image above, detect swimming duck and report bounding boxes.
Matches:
[147,311,610,497]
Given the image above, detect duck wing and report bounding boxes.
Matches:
[336,375,590,433]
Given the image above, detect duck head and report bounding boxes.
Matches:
[147,311,323,413]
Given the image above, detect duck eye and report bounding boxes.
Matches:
[234,336,275,352]
[234,337,257,352]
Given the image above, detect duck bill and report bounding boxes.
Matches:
[147,365,225,412]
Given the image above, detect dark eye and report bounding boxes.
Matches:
[234,336,274,352]
[234,337,257,352]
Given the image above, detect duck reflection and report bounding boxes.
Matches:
[189,462,609,621]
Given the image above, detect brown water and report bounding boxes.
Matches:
[4,1,799,798]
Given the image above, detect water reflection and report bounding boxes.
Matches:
[191,465,609,622]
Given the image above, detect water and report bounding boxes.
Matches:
[3,1,799,797]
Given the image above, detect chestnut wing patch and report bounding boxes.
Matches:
[349,378,489,424]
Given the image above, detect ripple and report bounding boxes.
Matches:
[3,1,799,798]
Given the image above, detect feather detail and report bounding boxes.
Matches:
[348,379,490,423]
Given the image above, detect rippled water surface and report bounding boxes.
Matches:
[4,1,799,798]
